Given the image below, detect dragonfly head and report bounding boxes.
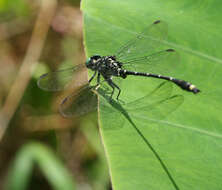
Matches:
[85,55,101,70]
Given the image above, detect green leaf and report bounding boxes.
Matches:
[82,0,222,189]
[6,142,76,190]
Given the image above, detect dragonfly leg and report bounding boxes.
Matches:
[107,79,121,100]
[97,73,101,85]
[95,73,101,90]
[89,71,97,83]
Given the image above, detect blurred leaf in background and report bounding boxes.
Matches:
[5,142,76,190]
[0,0,110,189]
[0,0,30,19]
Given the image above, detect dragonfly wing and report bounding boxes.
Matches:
[143,95,184,120]
[37,64,85,91]
[97,87,126,130]
[116,20,168,62]
[125,81,173,109]
[59,85,98,117]
[125,81,184,119]
[128,94,184,121]
[123,49,180,76]
[100,99,125,130]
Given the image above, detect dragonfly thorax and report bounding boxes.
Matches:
[86,55,125,79]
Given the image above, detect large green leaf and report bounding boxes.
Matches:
[81,0,222,189]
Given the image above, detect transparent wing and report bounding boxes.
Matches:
[59,84,98,117]
[99,97,125,130]
[37,64,85,91]
[97,82,183,130]
[123,49,180,76]
[97,86,126,130]
[125,81,173,109]
[126,82,184,120]
[130,95,184,120]
[115,20,168,62]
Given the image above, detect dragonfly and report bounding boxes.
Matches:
[37,20,200,117]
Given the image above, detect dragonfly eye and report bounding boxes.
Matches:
[86,55,101,68]
[85,58,91,68]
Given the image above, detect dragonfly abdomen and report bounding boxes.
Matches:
[123,70,200,94]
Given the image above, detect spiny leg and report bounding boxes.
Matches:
[107,79,121,100]
[89,71,97,83]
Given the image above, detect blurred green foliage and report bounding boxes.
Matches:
[0,0,110,189]
[5,142,76,190]
[0,0,30,19]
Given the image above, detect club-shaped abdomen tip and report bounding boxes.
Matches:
[194,88,200,94]
[189,84,200,94]
[154,20,161,24]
